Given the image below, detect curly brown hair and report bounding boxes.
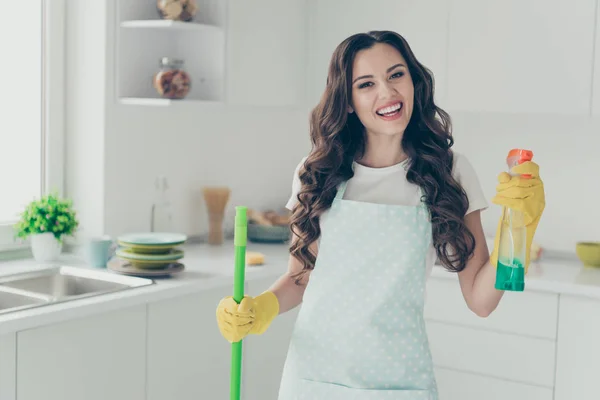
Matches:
[289,30,475,284]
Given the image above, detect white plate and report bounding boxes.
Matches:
[117,232,187,246]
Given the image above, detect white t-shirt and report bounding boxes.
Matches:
[285,152,489,281]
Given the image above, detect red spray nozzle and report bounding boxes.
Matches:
[507,149,533,178]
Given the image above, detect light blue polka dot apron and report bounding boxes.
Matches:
[278,179,438,399]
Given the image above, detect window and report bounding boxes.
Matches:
[0,0,65,251]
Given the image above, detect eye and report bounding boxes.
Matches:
[391,71,405,79]
[358,81,373,89]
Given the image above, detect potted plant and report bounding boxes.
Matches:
[14,193,79,262]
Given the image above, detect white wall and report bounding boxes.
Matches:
[451,112,600,253]
[103,105,310,236]
[65,0,600,255]
[64,0,107,240]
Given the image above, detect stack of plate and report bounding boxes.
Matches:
[110,232,187,277]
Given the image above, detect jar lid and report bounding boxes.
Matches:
[159,57,184,67]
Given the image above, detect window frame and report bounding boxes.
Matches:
[0,0,66,253]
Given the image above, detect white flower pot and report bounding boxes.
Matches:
[30,232,63,263]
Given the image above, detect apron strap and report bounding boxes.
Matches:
[335,181,348,200]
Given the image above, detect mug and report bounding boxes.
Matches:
[85,235,116,268]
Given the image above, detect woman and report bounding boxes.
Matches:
[216,30,545,399]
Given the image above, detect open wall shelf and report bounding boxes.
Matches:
[116,0,227,105]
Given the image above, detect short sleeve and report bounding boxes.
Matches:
[452,152,488,215]
[285,156,307,211]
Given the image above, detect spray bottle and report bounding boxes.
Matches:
[494,149,533,292]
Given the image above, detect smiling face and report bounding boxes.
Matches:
[349,43,414,138]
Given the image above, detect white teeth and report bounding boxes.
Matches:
[376,103,402,115]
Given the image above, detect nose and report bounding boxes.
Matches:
[378,80,398,99]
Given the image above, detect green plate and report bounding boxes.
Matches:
[117,232,187,246]
[116,247,184,262]
[116,241,177,254]
[116,259,179,270]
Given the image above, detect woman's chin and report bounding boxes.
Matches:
[371,121,409,137]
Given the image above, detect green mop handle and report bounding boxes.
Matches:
[231,206,247,400]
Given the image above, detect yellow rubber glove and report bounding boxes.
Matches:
[215,291,279,343]
[490,161,545,273]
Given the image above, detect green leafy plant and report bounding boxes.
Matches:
[14,193,79,243]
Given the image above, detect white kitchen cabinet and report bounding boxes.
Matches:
[424,277,558,395]
[146,286,232,400]
[554,295,600,400]
[435,367,553,400]
[242,276,300,400]
[446,0,596,115]
[16,306,146,400]
[424,278,558,339]
[307,0,450,108]
[0,333,16,400]
[227,0,308,107]
[427,320,555,388]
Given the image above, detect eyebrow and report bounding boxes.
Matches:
[352,63,406,84]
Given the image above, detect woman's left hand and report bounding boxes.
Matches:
[489,161,546,272]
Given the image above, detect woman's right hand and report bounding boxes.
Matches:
[216,291,279,343]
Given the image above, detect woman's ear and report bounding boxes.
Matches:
[347,106,354,113]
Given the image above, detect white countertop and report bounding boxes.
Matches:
[0,240,599,334]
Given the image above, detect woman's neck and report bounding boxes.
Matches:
[356,132,407,168]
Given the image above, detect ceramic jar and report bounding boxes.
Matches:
[157,0,198,22]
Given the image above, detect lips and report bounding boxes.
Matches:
[376,102,403,117]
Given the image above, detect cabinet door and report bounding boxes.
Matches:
[555,295,600,400]
[0,333,16,400]
[446,0,596,115]
[243,276,300,400]
[435,367,553,400]
[307,0,450,108]
[147,286,232,400]
[227,0,307,107]
[16,306,146,400]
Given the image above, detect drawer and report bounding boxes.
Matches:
[435,367,553,400]
[426,321,555,387]
[424,277,558,339]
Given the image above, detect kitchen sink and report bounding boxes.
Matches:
[0,266,154,315]
[0,289,49,312]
